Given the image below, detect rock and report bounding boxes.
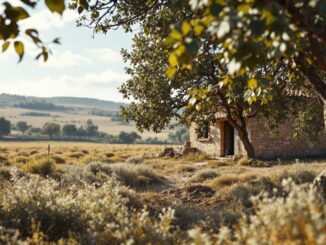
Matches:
[163,148,174,157]
[313,169,326,198]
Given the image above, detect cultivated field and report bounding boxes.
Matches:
[0,107,172,139]
[0,142,325,244]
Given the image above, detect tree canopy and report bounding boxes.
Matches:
[16,121,29,133]
[43,122,60,139]
[167,0,326,103]
[0,117,11,138]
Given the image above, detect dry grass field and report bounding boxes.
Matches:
[0,107,172,139]
[0,142,325,244]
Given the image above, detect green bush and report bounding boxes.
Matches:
[23,158,56,176]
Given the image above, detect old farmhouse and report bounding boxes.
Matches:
[189,105,326,159]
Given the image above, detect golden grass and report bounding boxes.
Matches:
[0,142,166,166]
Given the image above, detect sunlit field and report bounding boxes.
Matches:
[0,142,325,244]
[0,107,171,139]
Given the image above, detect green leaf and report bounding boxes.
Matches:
[42,51,49,62]
[182,22,191,35]
[185,39,200,56]
[20,0,37,8]
[249,20,265,36]
[2,42,10,52]
[168,53,179,67]
[248,78,258,89]
[166,67,177,79]
[4,5,30,22]
[14,41,24,62]
[45,0,65,15]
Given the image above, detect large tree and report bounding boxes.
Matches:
[119,3,322,158]
[73,0,324,158]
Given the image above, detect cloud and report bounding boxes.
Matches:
[39,50,93,68]
[22,9,78,31]
[89,48,123,63]
[0,69,130,101]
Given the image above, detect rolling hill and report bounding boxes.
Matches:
[0,93,126,111]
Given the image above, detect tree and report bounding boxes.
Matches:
[62,124,77,136]
[0,117,11,138]
[167,0,326,103]
[168,127,190,144]
[0,0,65,62]
[16,121,29,134]
[74,1,324,158]
[118,132,141,144]
[85,119,98,137]
[119,3,321,158]
[43,123,60,139]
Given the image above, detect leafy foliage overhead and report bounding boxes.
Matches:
[168,0,326,102]
[0,0,65,62]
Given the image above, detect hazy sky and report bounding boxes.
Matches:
[0,3,133,102]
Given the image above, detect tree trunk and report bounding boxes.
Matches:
[228,119,256,159]
[237,127,256,159]
[296,58,326,104]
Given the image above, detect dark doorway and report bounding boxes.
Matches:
[224,121,234,155]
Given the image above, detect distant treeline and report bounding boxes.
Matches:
[14,101,69,112]
[21,112,51,117]
[0,116,188,144]
[89,110,123,122]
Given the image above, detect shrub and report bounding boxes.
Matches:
[81,150,89,155]
[126,156,144,164]
[16,152,29,157]
[82,156,104,164]
[209,174,238,187]
[29,150,39,155]
[11,156,29,164]
[173,203,207,230]
[278,169,316,185]
[182,153,209,162]
[0,173,175,243]
[179,165,196,172]
[105,152,114,158]
[87,162,112,176]
[51,155,66,164]
[0,156,9,165]
[23,158,56,176]
[188,179,326,244]
[192,169,219,182]
[68,152,84,159]
[111,163,163,188]
[0,167,11,180]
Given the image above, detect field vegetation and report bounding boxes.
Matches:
[0,142,325,244]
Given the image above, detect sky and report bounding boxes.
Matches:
[0,2,133,102]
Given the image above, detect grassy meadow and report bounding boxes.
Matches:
[0,142,325,244]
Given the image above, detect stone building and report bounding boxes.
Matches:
[189,105,326,159]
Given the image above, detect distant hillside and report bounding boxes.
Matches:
[0,94,127,111]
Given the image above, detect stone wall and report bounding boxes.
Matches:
[247,117,326,159]
[189,122,221,157]
[190,116,326,159]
